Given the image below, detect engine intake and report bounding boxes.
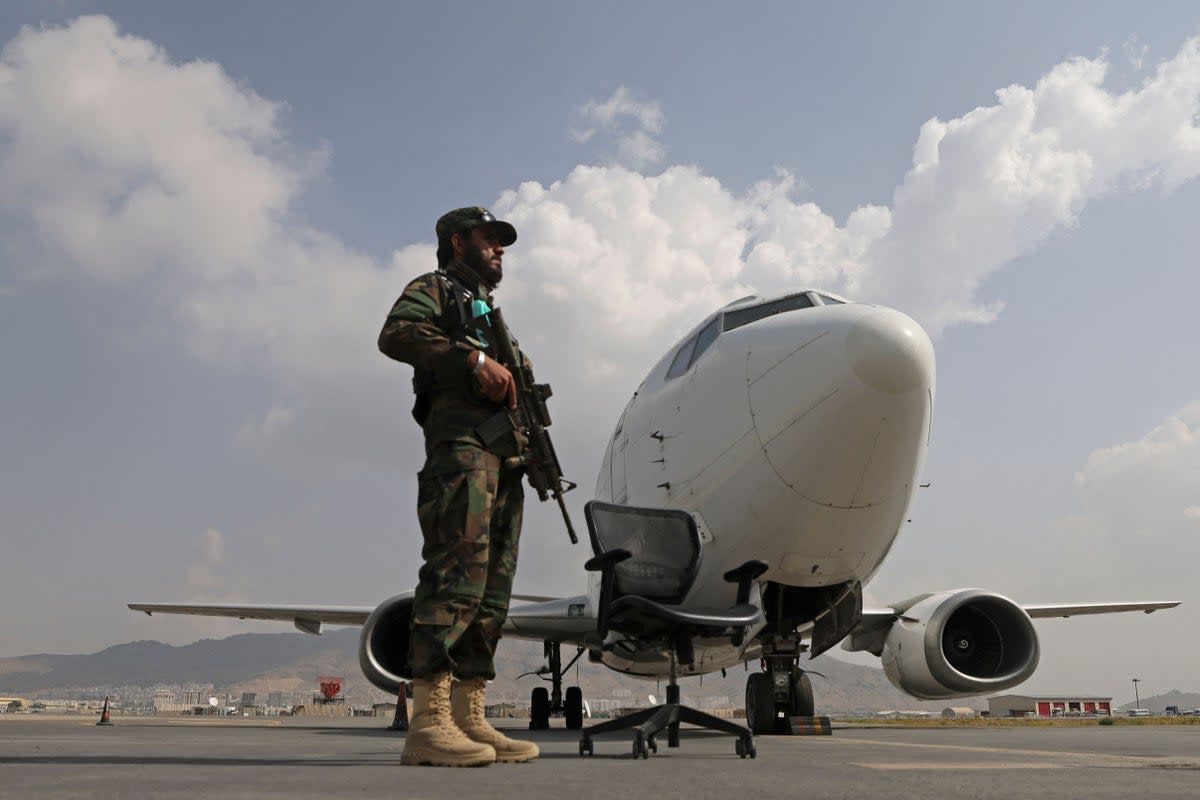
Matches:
[358,593,415,694]
[880,589,1039,700]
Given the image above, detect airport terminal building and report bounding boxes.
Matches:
[988,694,1112,717]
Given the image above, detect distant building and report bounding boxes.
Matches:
[1,696,30,711]
[941,707,977,718]
[153,690,191,714]
[989,694,1112,717]
[875,709,936,719]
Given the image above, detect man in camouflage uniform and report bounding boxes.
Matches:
[378,207,539,767]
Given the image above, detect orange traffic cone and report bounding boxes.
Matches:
[387,682,409,731]
[96,697,113,726]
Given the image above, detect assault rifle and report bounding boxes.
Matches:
[479,306,578,544]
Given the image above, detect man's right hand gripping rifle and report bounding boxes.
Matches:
[472,306,578,544]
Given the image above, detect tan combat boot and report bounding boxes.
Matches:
[400,673,496,767]
[451,677,540,763]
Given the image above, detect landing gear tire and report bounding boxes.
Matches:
[565,686,584,730]
[529,686,550,730]
[745,672,775,736]
[789,670,814,717]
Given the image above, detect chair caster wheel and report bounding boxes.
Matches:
[633,733,650,759]
[736,737,756,759]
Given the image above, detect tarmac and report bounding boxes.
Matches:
[2,715,1198,799]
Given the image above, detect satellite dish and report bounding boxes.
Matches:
[208,697,219,707]
[648,694,657,706]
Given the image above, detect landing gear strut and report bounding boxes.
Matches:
[745,636,814,735]
[526,641,585,730]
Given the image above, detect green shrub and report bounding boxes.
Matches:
[1098,716,1114,726]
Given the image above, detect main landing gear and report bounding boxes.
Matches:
[745,636,815,735]
[525,641,586,730]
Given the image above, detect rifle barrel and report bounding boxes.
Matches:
[556,492,578,544]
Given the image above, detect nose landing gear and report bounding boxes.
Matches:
[745,637,820,735]
[525,641,586,730]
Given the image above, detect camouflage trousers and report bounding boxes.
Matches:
[408,445,524,681]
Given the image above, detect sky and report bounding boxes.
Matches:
[1,2,1198,705]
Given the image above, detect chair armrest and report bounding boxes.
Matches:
[723,560,769,605]
[584,549,631,640]
[584,549,632,572]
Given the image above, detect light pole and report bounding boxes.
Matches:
[1132,678,1142,709]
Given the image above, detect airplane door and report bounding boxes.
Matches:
[610,390,641,505]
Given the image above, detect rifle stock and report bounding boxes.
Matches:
[486,307,578,544]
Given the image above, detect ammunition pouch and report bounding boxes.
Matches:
[475,410,526,461]
[411,370,435,425]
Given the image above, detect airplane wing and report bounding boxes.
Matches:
[128,593,566,635]
[856,599,1180,626]
[1019,601,1180,618]
[128,602,378,627]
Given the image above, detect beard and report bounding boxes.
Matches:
[462,241,502,287]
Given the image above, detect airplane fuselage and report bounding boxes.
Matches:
[582,291,935,676]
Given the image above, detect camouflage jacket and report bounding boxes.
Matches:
[378,261,526,461]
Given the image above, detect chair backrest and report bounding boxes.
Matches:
[584,501,702,605]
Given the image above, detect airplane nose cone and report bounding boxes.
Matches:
[846,308,934,395]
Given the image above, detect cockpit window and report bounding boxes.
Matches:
[723,292,814,332]
[817,293,845,305]
[666,336,697,379]
[665,315,723,381]
[690,316,721,365]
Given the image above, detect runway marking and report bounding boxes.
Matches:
[164,719,282,727]
[831,736,1200,770]
[851,761,1067,770]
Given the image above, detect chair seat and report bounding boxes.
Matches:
[609,595,763,634]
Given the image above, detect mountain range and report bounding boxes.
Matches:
[1,628,971,713]
[9,629,1193,713]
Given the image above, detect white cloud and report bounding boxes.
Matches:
[576,86,666,169]
[582,86,664,133]
[1049,405,1200,644]
[1065,403,1200,549]
[185,529,225,590]
[854,40,1200,330]
[616,129,665,172]
[202,528,225,565]
[1124,36,1149,71]
[2,17,1200,477]
[568,127,596,144]
[0,16,299,285]
[1074,403,1200,489]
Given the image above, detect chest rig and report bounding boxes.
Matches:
[410,270,489,426]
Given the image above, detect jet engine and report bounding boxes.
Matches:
[357,593,415,694]
[879,589,1039,700]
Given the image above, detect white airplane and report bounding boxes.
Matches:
[130,289,1179,734]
